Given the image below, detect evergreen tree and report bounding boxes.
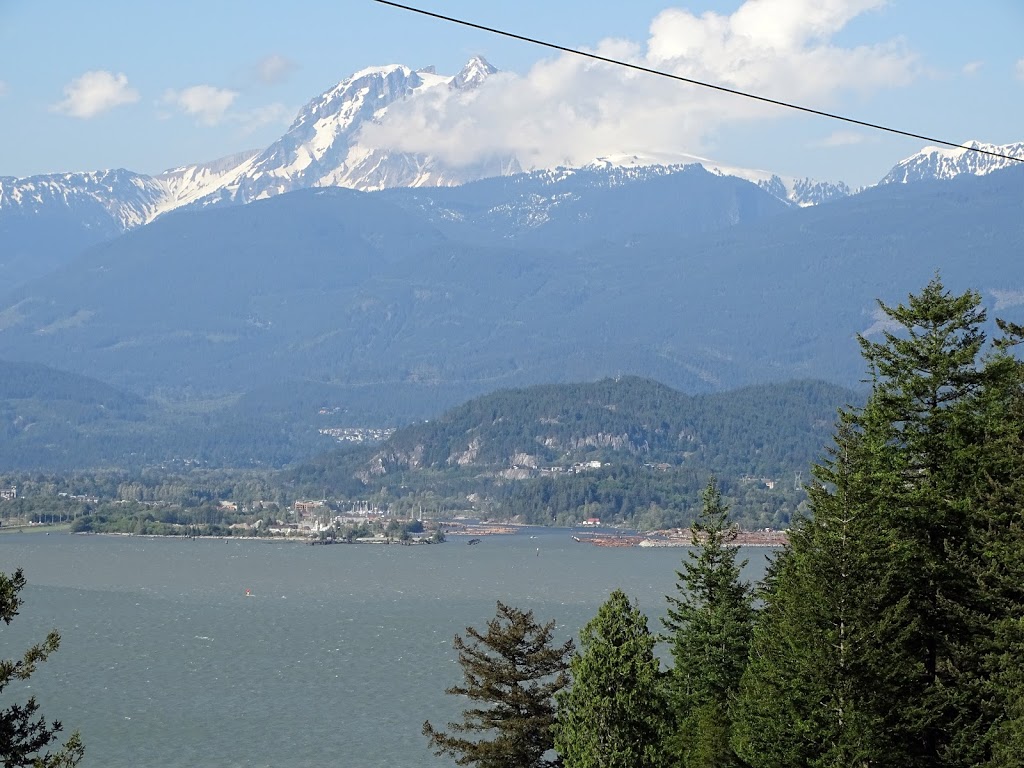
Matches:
[554,589,668,768]
[967,321,1024,764]
[0,568,84,768]
[662,477,754,768]
[732,405,912,767]
[423,601,573,768]
[853,277,994,764]
[733,276,1024,767]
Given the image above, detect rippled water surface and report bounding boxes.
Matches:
[0,531,771,767]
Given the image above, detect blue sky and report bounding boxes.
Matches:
[2,0,1022,187]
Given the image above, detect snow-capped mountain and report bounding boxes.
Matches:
[0,55,851,232]
[9,55,1021,271]
[0,169,167,230]
[879,140,1024,185]
[583,152,850,207]
[183,57,516,207]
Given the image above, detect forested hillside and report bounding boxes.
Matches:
[288,377,859,529]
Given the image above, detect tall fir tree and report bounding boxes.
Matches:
[732,405,911,767]
[733,276,1024,767]
[423,601,573,768]
[967,320,1024,764]
[855,277,991,764]
[0,568,84,768]
[554,589,668,768]
[662,477,754,768]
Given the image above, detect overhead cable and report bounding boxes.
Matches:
[373,0,1023,165]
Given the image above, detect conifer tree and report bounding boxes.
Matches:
[0,568,84,768]
[554,589,668,768]
[662,477,753,768]
[732,405,915,766]
[733,276,1018,767]
[423,601,573,768]
[965,321,1024,764]
[854,277,992,763]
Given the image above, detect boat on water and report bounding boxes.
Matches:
[467,538,482,545]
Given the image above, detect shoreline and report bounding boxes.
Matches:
[59,526,787,549]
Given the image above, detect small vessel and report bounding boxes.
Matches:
[467,538,482,545]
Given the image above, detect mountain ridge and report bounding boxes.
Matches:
[2,163,1022,414]
[3,49,1019,296]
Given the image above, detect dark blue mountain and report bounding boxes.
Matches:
[0,165,1020,420]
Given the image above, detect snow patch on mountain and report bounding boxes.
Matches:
[880,140,1024,185]
[0,169,167,229]
[151,150,261,217]
[582,152,850,207]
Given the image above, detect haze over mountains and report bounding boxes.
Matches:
[1,56,1023,465]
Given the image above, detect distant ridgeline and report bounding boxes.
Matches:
[0,359,334,470]
[287,377,861,530]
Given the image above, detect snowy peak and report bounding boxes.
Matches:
[880,140,1024,185]
[183,57,509,204]
[786,177,853,207]
[452,55,497,90]
[292,64,422,136]
[0,168,168,229]
[583,153,851,207]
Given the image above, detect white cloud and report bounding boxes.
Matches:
[162,85,238,125]
[814,130,872,147]
[359,0,917,170]
[962,60,983,76]
[1017,58,1024,81]
[990,288,1024,311]
[256,54,296,85]
[52,70,139,118]
[862,305,902,338]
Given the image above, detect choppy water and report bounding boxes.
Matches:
[0,531,771,768]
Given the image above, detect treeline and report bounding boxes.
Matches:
[494,464,802,529]
[0,467,289,536]
[427,279,1024,768]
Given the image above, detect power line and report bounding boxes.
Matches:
[372,0,1023,165]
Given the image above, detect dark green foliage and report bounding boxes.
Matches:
[967,329,1024,764]
[423,602,573,768]
[0,569,84,768]
[554,589,668,768]
[733,406,908,766]
[855,278,991,764]
[662,478,754,767]
[733,276,1024,766]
